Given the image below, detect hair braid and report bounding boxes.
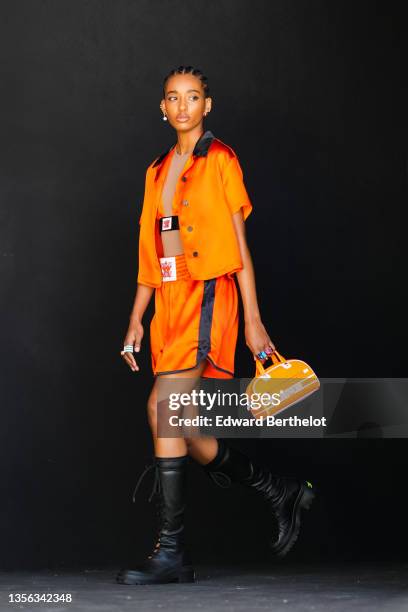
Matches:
[162,65,210,97]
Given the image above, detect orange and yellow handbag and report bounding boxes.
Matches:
[245,350,320,421]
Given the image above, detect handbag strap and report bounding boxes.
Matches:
[254,349,286,376]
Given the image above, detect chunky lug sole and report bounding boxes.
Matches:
[116,565,195,585]
[270,480,316,558]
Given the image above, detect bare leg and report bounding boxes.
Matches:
[185,436,219,465]
[147,359,209,457]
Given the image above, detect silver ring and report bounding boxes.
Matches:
[123,345,134,353]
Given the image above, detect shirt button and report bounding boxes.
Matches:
[187,226,193,232]
[182,200,189,206]
[193,251,199,257]
[181,176,187,182]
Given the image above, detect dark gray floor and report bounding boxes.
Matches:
[1,562,407,612]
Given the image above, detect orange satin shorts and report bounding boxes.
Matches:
[150,252,238,378]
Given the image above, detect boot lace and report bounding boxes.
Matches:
[131,462,164,557]
[207,471,232,488]
[131,462,161,503]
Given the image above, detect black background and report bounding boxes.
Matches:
[0,0,406,570]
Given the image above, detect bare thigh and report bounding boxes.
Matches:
[147,359,212,457]
[147,359,218,464]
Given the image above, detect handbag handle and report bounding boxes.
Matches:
[254,349,286,376]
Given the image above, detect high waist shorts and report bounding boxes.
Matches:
[150,253,238,378]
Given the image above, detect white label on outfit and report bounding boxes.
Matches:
[160,256,177,281]
[162,216,172,230]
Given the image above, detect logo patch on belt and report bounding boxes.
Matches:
[162,217,172,231]
[160,256,177,281]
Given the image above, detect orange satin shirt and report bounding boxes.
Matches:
[137,130,253,288]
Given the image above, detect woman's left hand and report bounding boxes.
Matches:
[245,319,276,360]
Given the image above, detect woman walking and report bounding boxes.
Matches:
[116,66,315,585]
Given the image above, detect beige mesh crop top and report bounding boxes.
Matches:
[157,148,190,256]
[158,148,190,218]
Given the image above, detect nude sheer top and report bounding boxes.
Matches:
[158,149,190,218]
[158,148,190,256]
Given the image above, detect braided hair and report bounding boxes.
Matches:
[162,65,210,98]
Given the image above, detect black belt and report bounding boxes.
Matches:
[159,215,179,233]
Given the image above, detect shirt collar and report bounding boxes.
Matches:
[152,130,215,168]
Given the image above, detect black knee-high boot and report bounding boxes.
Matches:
[116,455,195,585]
[202,439,315,558]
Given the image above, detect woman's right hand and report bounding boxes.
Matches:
[121,321,144,372]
